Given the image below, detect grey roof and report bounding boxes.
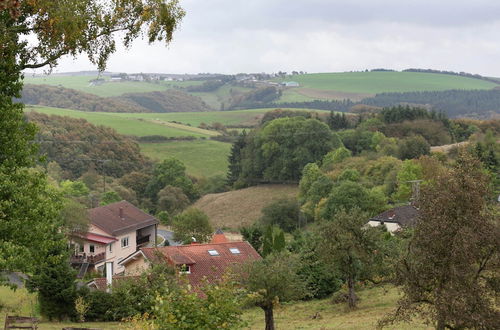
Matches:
[369,205,419,227]
[89,200,158,236]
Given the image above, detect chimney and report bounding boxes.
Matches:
[119,207,124,220]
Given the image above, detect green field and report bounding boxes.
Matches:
[27,106,329,129]
[23,74,203,97]
[140,140,231,177]
[26,106,216,138]
[274,71,498,94]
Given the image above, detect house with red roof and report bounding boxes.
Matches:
[116,230,261,288]
[70,200,158,278]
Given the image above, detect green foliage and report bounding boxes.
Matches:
[196,175,229,195]
[394,160,423,202]
[100,191,121,206]
[321,146,351,170]
[172,208,213,244]
[397,135,431,160]
[60,180,90,197]
[156,211,171,226]
[26,249,77,321]
[227,131,247,186]
[290,230,342,299]
[157,185,190,215]
[150,278,246,329]
[5,0,184,72]
[28,112,150,179]
[337,168,360,182]
[240,224,264,253]
[317,208,389,308]
[240,117,337,183]
[261,226,286,257]
[242,252,306,330]
[146,158,198,203]
[60,198,90,234]
[320,181,387,219]
[260,198,300,233]
[382,152,500,328]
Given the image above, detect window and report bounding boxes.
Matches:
[89,244,95,253]
[229,248,240,254]
[78,244,84,253]
[207,249,219,256]
[121,237,129,248]
[109,243,113,253]
[179,264,191,274]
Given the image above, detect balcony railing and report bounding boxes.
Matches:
[136,234,150,246]
[71,252,105,265]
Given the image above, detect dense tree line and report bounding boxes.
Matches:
[20,84,148,112]
[362,89,500,118]
[119,89,212,112]
[230,86,282,109]
[229,117,339,185]
[21,84,212,113]
[237,98,355,112]
[27,112,150,179]
[402,68,500,84]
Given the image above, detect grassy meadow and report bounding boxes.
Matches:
[0,285,430,329]
[274,71,498,94]
[193,184,299,229]
[140,140,231,177]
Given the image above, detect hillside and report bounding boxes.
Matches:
[193,184,299,229]
[21,84,212,113]
[116,89,212,112]
[26,112,150,179]
[274,71,498,96]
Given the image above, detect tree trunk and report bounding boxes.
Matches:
[347,275,357,309]
[264,306,275,330]
[436,318,445,330]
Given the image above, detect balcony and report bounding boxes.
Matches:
[71,252,105,265]
[136,234,150,246]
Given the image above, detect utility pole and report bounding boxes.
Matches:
[406,180,423,206]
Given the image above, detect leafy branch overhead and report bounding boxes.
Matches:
[3,0,185,71]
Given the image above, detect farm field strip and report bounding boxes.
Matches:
[23,75,205,97]
[273,71,498,94]
[26,106,215,138]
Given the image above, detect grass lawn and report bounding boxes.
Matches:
[1,285,430,329]
[139,140,231,178]
[273,71,498,94]
[243,285,431,329]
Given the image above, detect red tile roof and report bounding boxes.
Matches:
[73,232,117,245]
[138,241,261,287]
[89,200,158,236]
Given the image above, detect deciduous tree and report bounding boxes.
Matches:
[381,151,500,329]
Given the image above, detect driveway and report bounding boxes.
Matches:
[157,228,181,246]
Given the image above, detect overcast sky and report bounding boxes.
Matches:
[48,0,500,76]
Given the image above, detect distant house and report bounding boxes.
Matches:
[281,81,300,87]
[110,75,122,81]
[70,200,158,277]
[117,230,261,288]
[367,205,419,233]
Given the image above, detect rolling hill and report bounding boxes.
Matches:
[192,184,299,229]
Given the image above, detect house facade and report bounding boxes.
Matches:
[70,200,158,277]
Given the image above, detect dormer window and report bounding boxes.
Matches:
[179,264,191,274]
[208,249,219,256]
[229,248,240,254]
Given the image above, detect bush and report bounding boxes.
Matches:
[260,198,300,232]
